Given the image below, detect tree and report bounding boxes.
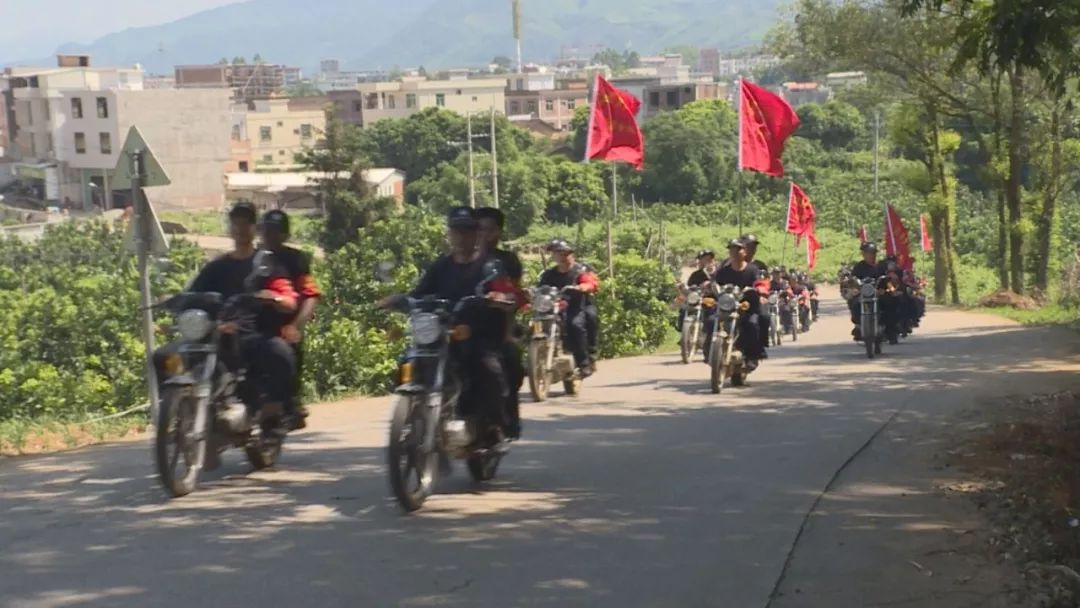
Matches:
[796,101,868,150]
[492,56,513,73]
[252,53,264,64]
[283,82,324,97]
[217,57,229,65]
[639,100,738,204]
[231,56,246,65]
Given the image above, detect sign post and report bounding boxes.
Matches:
[114,127,171,425]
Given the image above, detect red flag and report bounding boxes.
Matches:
[739,80,800,177]
[857,225,868,243]
[884,204,914,271]
[585,75,644,170]
[786,182,816,245]
[920,214,934,252]
[806,232,821,270]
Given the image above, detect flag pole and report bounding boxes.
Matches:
[782,232,790,269]
[583,73,599,163]
[607,162,615,280]
[736,78,744,235]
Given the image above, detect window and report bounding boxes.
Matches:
[516,79,524,90]
[26,101,32,126]
[472,96,478,102]
[649,92,661,107]
[262,154,273,163]
[99,132,111,154]
[276,121,283,127]
[46,133,53,154]
[545,99,554,112]
[567,99,576,109]
[666,91,678,106]
[353,100,363,112]
[231,124,241,140]
[279,150,285,155]
[96,96,108,118]
[238,161,249,172]
[74,132,86,154]
[260,126,272,142]
[455,89,462,95]
[365,93,378,109]
[300,123,312,139]
[42,101,49,121]
[510,101,521,114]
[527,100,538,113]
[387,94,396,109]
[406,94,417,108]
[435,93,445,107]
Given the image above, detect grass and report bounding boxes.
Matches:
[0,414,147,456]
[159,209,227,236]
[972,304,1080,327]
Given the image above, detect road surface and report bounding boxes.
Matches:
[2,296,1079,608]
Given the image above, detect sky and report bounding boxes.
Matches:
[1,0,239,62]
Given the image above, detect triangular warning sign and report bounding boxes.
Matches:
[112,126,171,188]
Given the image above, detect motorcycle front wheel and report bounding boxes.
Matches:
[790,319,799,342]
[155,386,205,498]
[710,341,726,394]
[527,341,549,402]
[864,328,876,359]
[387,395,438,513]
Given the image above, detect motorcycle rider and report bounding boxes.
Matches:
[678,249,716,330]
[154,202,299,461]
[398,206,512,441]
[703,238,766,372]
[476,207,526,440]
[802,272,821,321]
[849,242,898,342]
[259,209,320,429]
[538,239,601,378]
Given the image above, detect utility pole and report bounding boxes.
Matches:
[129,149,159,421]
[490,107,500,209]
[873,109,880,195]
[467,113,476,208]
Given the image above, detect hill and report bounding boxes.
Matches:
[35,0,783,73]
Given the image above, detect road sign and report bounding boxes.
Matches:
[122,194,169,256]
[112,126,171,188]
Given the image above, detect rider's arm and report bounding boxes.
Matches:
[576,270,600,294]
[259,277,298,313]
[293,254,321,329]
[409,258,443,298]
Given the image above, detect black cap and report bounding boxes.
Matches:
[727,238,745,249]
[229,202,257,223]
[697,249,715,259]
[740,233,759,246]
[261,209,290,234]
[861,242,878,253]
[546,238,573,253]
[447,206,478,229]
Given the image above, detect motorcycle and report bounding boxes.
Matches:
[526,285,580,400]
[767,291,782,347]
[153,250,287,498]
[679,286,709,363]
[856,276,888,358]
[385,259,512,512]
[780,290,800,342]
[707,284,756,394]
[797,290,813,333]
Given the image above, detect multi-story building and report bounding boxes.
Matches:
[826,71,868,89]
[506,78,588,131]
[175,63,298,101]
[641,82,722,118]
[351,76,506,126]
[57,88,232,209]
[780,82,832,107]
[245,96,329,167]
[699,48,721,77]
[716,55,783,77]
[0,87,8,158]
[608,76,660,118]
[327,90,365,126]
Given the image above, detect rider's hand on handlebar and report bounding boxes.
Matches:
[219,321,239,335]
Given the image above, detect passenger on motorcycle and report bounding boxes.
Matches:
[154,202,299,454]
[476,207,526,439]
[538,239,601,379]
[677,249,716,330]
[401,206,514,440]
[703,238,766,371]
[259,209,320,429]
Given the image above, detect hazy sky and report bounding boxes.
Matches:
[1,0,239,61]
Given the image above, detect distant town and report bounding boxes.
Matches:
[0,51,865,216]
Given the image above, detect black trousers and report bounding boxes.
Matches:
[501,340,524,433]
[460,346,509,431]
[584,304,599,359]
[563,308,592,369]
[848,297,901,338]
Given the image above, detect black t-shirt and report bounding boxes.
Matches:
[188,252,290,334]
[687,269,710,288]
[719,259,768,280]
[410,254,484,302]
[852,261,886,280]
[539,263,593,310]
[769,279,785,292]
[712,264,759,290]
[273,245,319,322]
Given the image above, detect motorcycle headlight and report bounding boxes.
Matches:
[860,283,877,298]
[176,309,213,342]
[687,291,702,306]
[717,294,737,313]
[768,293,779,305]
[410,313,442,345]
[533,295,555,314]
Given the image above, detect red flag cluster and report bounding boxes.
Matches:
[584,75,644,170]
[787,183,821,269]
[739,80,800,177]
[885,204,914,271]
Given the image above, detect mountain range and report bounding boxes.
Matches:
[29,0,784,73]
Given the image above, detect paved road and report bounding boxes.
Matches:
[2,296,1079,608]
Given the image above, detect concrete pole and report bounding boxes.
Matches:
[467,113,476,208]
[490,107,499,209]
[130,150,159,423]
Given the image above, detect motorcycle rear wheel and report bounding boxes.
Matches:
[564,375,581,396]
[155,387,204,498]
[467,451,502,482]
[245,419,283,471]
[527,341,549,402]
[388,395,437,513]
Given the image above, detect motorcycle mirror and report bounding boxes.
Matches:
[252,250,274,277]
[481,258,504,279]
[375,260,397,283]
